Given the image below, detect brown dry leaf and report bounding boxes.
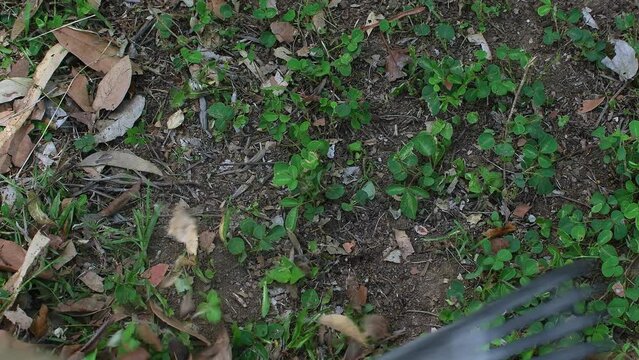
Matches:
[55,294,112,313]
[512,203,532,218]
[9,58,30,78]
[199,230,216,254]
[166,109,185,129]
[362,315,389,341]
[490,238,509,254]
[319,314,367,346]
[196,328,232,360]
[0,240,27,273]
[483,222,516,239]
[137,322,162,352]
[0,44,67,152]
[29,304,48,338]
[52,241,77,270]
[577,97,605,114]
[385,48,411,82]
[168,200,199,256]
[148,301,211,345]
[78,150,163,176]
[92,56,132,111]
[10,0,43,40]
[393,229,414,259]
[98,181,141,218]
[79,271,105,293]
[68,69,94,112]
[180,291,196,318]
[1,232,50,318]
[69,112,96,129]
[312,10,326,32]
[53,27,120,74]
[270,22,297,43]
[8,123,35,168]
[120,348,150,360]
[145,263,170,286]
[206,0,228,19]
[342,241,355,254]
[5,306,33,330]
[346,275,367,312]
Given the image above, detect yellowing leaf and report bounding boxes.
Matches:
[319,314,367,346]
[27,191,54,226]
[92,56,132,111]
[168,200,199,256]
[166,109,185,129]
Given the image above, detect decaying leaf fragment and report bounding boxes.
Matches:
[168,200,199,256]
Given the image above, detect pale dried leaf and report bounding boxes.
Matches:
[467,33,492,59]
[53,27,120,74]
[78,150,163,176]
[55,294,112,313]
[312,10,326,32]
[577,97,605,114]
[512,203,532,218]
[5,306,33,330]
[27,191,54,227]
[385,48,411,82]
[92,56,132,111]
[273,47,292,61]
[319,314,367,346]
[365,12,385,36]
[94,95,145,143]
[52,241,77,270]
[0,77,32,104]
[601,39,638,81]
[166,109,185,129]
[79,271,104,293]
[270,22,297,43]
[10,0,43,40]
[168,201,199,256]
[393,229,414,259]
[383,249,401,263]
[68,70,94,112]
[199,230,216,254]
[581,7,598,29]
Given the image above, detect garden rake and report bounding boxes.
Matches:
[380,260,607,360]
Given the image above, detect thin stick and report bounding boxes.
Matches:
[506,56,537,125]
[29,15,95,40]
[596,81,629,126]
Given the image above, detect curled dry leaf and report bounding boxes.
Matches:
[53,27,120,74]
[94,95,146,143]
[0,77,32,104]
[319,314,367,346]
[482,222,516,239]
[602,39,638,81]
[385,48,411,82]
[78,150,163,176]
[166,109,185,129]
[393,229,414,259]
[148,301,211,345]
[577,97,605,114]
[512,203,532,218]
[55,294,112,313]
[79,271,105,293]
[467,33,492,60]
[270,22,297,43]
[29,304,48,338]
[168,201,199,256]
[92,56,132,111]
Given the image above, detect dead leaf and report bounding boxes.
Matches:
[385,48,411,82]
[199,230,216,254]
[273,47,292,61]
[328,0,341,8]
[69,112,96,129]
[512,203,532,218]
[270,22,297,43]
[53,241,77,270]
[393,229,414,259]
[9,123,35,168]
[94,95,145,143]
[55,294,112,313]
[10,0,43,40]
[1,232,50,319]
[97,181,141,218]
[27,191,54,226]
[78,150,163,176]
[29,304,48,338]
[68,70,94,112]
[180,291,196,318]
[144,263,170,286]
[577,97,605,114]
[53,27,120,74]
[383,249,401,263]
[414,225,429,236]
[166,109,185,129]
[0,44,67,152]
[483,222,516,239]
[467,32,492,60]
[0,240,27,273]
[602,39,638,81]
[120,348,150,360]
[148,301,211,345]
[346,275,367,312]
[362,6,425,33]
[206,0,229,19]
[137,322,162,352]
[362,315,389,341]
[581,7,599,29]
[0,77,32,104]
[612,282,625,297]
[490,238,509,254]
[9,58,30,78]
[92,56,132,111]
[79,271,104,293]
[168,201,199,256]
[196,328,232,360]
[312,11,326,32]
[342,241,355,254]
[364,12,385,36]
[319,314,367,346]
[5,306,33,330]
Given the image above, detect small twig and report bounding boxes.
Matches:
[506,56,537,126]
[406,309,440,317]
[596,81,629,126]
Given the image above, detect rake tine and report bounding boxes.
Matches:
[532,343,606,360]
[487,314,601,360]
[486,287,592,340]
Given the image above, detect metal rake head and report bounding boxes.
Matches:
[380,260,608,360]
